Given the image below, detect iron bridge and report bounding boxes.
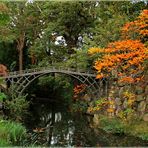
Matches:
[2,66,109,99]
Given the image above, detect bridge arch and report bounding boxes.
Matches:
[6,71,101,99]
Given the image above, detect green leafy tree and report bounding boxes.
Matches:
[84,1,147,48]
[0,2,47,71]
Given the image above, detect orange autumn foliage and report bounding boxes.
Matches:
[121,9,148,40]
[118,77,134,83]
[88,10,148,84]
[0,64,8,77]
[73,84,87,95]
[92,40,147,84]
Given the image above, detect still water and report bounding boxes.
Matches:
[25,99,148,147]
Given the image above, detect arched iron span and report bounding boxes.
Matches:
[4,67,108,99]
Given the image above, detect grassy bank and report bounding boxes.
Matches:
[95,116,148,141]
[0,119,27,146]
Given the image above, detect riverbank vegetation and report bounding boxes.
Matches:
[0,0,147,146]
[0,119,27,146]
[0,80,29,146]
[87,9,148,140]
[93,115,148,141]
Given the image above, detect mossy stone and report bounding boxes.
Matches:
[136,95,146,102]
[93,114,100,125]
[143,113,148,122]
[135,88,144,95]
[138,101,146,112]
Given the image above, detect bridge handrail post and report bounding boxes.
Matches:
[33,68,36,72]
[36,68,39,72]
[48,66,51,70]
[27,68,32,73]
[86,69,89,73]
[64,66,67,71]
[38,67,41,71]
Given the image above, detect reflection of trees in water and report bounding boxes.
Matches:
[25,102,148,147]
[92,126,148,147]
[46,106,55,145]
[72,114,97,147]
[47,111,75,146]
[26,101,94,146]
[25,102,75,146]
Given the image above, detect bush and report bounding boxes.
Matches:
[0,92,7,102]
[125,121,148,141]
[99,117,125,134]
[98,116,148,141]
[72,100,88,112]
[4,95,29,121]
[0,119,27,146]
[0,139,11,147]
[139,133,148,141]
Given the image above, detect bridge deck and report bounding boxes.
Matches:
[3,67,96,79]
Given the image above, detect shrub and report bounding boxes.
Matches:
[0,139,11,147]
[0,119,27,146]
[0,92,7,102]
[4,95,29,121]
[72,100,88,112]
[125,120,148,141]
[99,117,125,134]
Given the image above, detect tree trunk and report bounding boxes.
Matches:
[19,49,23,72]
[17,32,25,73]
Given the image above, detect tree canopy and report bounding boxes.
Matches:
[0,1,147,73]
[88,9,148,85]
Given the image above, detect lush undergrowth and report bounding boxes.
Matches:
[97,116,148,141]
[125,120,148,141]
[0,119,27,146]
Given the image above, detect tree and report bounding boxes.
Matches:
[89,40,147,84]
[43,1,96,48]
[84,1,147,48]
[121,9,148,44]
[0,2,46,72]
[0,2,10,40]
[0,1,147,72]
[88,7,148,86]
[28,1,97,67]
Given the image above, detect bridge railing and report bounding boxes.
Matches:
[6,66,96,77]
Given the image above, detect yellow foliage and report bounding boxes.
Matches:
[88,47,104,55]
[107,108,115,113]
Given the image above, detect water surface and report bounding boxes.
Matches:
[25,99,148,147]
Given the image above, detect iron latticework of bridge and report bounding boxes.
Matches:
[3,66,109,99]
